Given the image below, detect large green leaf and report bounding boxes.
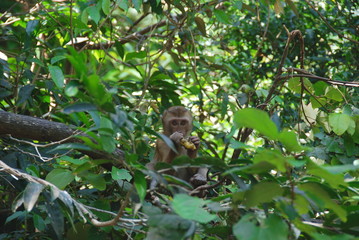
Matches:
[46,169,75,190]
[172,194,216,223]
[234,108,279,140]
[278,130,306,152]
[299,183,347,222]
[233,214,289,240]
[253,149,287,172]
[329,113,355,135]
[242,182,284,207]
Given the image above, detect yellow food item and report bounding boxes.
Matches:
[180,138,196,150]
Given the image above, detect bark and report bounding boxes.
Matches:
[0,111,124,165]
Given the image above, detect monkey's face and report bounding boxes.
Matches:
[168,118,190,135]
[162,107,193,136]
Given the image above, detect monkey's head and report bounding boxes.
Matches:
[162,106,193,136]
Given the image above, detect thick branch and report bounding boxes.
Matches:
[0,111,124,165]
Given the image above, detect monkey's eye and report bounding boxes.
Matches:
[180,120,187,126]
[171,120,178,126]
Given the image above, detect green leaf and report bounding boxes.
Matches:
[324,164,359,174]
[258,215,289,240]
[81,7,89,24]
[46,169,75,189]
[163,174,193,189]
[329,113,355,135]
[147,214,192,240]
[48,65,64,88]
[63,102,97,114]
[100,135,116,153]
[25,20,39,36]
[243,182,284,207]
[85,173,106,190]
[278,130,305,152]
[24,182,44,212]
[88,6,100,24]
[102,0,111,15]
[172,194,216,223]
[325,87,343,102]
[134,170,147,202]
[233,214,259,240]
[299,183,347,221]
[214,9,231,24]
[117,0,129,11]
[126,51,147,61]
[111,167,132,181]
[44,194,64,239]
[307,161,347,188]
[51,55,67,65]
[17,84,35,105]
[33,214,46,231]
[83,74,111,105]
[287,77,313,94]
[233,214,289,240]
[115,42,125,59]
[253,149,287,172]
[234,108,279,140]
[230,139,254,150]
[132,0,142,11]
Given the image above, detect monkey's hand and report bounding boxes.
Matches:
[169,132,184,144]
[190,173,207,187]
[188,136,200,149]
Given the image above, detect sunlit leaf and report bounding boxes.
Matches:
[234,108,279,140]
[88,6,100,24]
[329,113,355,135]
[48,65,64,88]
[278,130,306,152]
[102,0,111,15]
[24,182,44,211]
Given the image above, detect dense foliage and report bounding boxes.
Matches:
[0,0,358,239]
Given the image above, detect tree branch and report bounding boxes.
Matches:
[0,111,125,166]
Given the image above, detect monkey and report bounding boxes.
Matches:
[147,106,208,189]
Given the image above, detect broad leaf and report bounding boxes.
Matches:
[242,182,284,207]
[24,182,44,211]
[299,183,347,221]
[329,113,355,135]
[172,194,216,223]
[46,169,75,189]
[234,108,279,140]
